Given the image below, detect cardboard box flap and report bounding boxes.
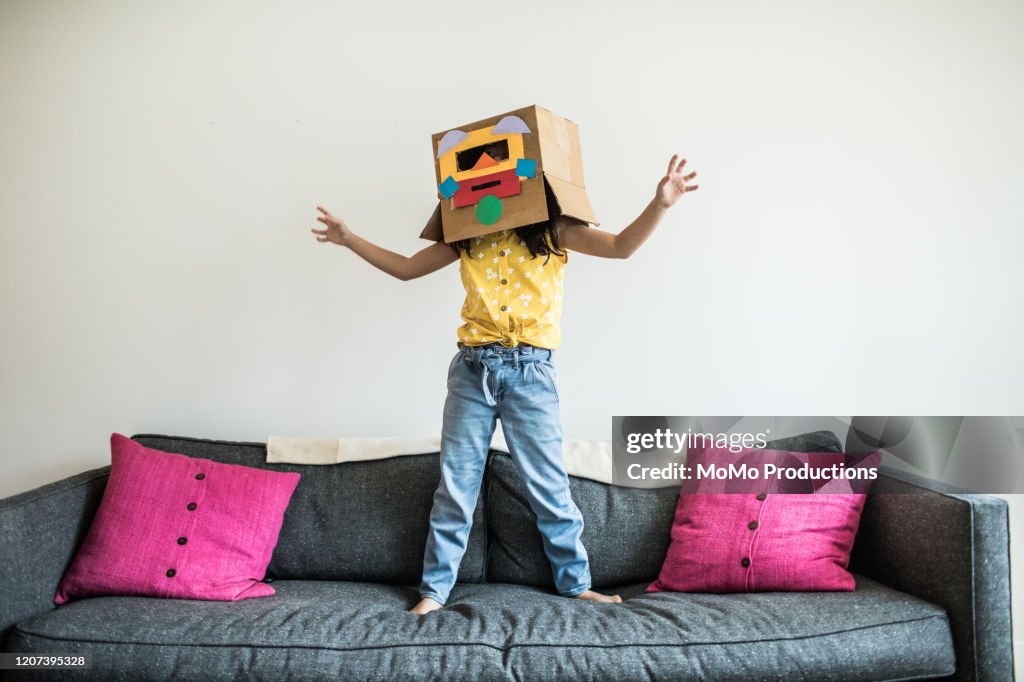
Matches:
[419,203,444,242]
[544,173,599,226]
[536,105,586,188]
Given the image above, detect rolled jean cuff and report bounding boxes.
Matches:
[419,591,447,606]
[559,583,591,598]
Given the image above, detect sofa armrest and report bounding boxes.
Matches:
[0,467,110,650]
[849,464,1013,682]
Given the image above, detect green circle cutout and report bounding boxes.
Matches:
[476,195,502,225]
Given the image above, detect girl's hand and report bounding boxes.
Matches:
[654,154,699,209]
[311,205,352,246]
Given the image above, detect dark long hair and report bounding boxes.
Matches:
[449,190,568,266]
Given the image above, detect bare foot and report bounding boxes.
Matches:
[574,589,622,603]
[410,597,443,615]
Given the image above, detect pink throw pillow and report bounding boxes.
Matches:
[647,443,880,594]
[54,433,300,604]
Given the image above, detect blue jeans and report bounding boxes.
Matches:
[419,342,592,604]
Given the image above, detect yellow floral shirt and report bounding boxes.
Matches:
[457,228,567,349]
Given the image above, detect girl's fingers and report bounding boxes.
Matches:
[666,154,678,176]
[675,157,687,173]
[685,184,699,192]
[683,171,697,181]
[316,205,329,215]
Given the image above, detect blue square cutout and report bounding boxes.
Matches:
[439,175,459,199]
[516,158,537,178]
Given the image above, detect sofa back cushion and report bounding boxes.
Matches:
[484,430,845,589]
[130,435,486,584]
[485,452,680,588]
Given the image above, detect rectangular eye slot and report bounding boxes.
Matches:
[456,139,510,171]
[470,179,502,191]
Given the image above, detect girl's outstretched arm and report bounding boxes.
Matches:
[310,205,458,280]
[559,154,698,259]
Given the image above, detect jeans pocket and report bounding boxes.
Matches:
[447,350,463,381]
[539,360,560,400]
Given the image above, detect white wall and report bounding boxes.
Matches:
[2,0,1022,673]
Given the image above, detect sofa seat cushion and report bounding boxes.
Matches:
[10,575,954,681]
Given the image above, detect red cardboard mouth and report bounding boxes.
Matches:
[452,168,522,208]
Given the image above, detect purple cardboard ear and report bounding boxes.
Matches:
[436,129,469,159]
[492,115,531,135]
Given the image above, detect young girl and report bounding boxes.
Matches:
[311,154,698,614]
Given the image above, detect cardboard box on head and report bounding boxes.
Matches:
[420,104,599,244]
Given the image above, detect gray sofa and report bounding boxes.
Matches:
[0,431,1013,681]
